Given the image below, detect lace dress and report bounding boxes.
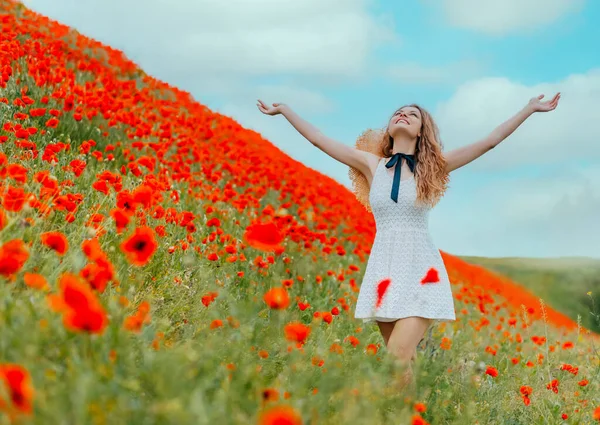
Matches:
[353,156,457,324]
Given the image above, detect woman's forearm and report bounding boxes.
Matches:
[280,105,324,146]
[486,104,535,149]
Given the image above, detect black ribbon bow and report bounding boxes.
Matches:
[385,152,416,202]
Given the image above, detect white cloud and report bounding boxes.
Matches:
[430,165,600,258]
[434,68,600,170]
[426,0,586,36]
[22,0,397,86]
[497,168,600,257]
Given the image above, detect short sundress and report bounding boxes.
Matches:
[353,156,457,323]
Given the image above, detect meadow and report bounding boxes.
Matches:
[1,1,599,424]
[462,256,600,335]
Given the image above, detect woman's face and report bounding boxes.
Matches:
[388,106,422,140]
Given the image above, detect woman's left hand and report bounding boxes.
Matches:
[528,92,561,113]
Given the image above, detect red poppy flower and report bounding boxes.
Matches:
[243,221,284,252]
[40,231,69,255]
[47,273,108,334]
[264,287,290,310]
[123,301,151,333]
[258,405,302,425]
[0,239,29,277]
[284,322,310,345]
[120,226,158,266]
[0,364,34,415]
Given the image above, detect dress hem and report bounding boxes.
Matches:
[356,315,456,323]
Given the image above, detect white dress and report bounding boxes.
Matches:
[353,157,457,324]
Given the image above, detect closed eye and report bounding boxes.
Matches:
[395,110,419,117]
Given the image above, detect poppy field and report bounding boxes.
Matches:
[1,1,599,424]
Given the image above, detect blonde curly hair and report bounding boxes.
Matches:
[348,104,449,213]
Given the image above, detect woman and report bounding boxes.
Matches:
[256,93,561,391]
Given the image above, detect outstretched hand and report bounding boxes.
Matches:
[257,99,285,116]
[528,92,560,113]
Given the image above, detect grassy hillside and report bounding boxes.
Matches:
[460,256,600,334]
[0,1,599,424]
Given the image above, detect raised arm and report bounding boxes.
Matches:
[257,100,377,181]
[444,92,561,174]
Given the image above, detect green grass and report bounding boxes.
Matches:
[459,255,600,333]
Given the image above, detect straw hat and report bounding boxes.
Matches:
[347,128,389,214]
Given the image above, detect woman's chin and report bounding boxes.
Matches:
[389,126,416,139]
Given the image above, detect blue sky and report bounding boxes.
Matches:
[22,0,600,258]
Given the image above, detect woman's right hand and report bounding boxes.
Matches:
[257,99,285,116]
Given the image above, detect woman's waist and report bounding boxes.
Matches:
[374,225,431,234]
[373,216,429,230]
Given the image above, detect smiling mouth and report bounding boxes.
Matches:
[396,118,409,125]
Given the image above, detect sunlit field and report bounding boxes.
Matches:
[461,256,600,335]
[1,1,599,424]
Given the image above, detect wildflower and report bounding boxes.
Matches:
[0,364,34,415]
[243,221,284,252]
[0,239,29,277]
[23,272,50,291]
[264,287,290,310]
[40,231,69,255]
[520,385,532,406]
[47,273,108,334]
[546,379,559,394]
[123,301,151,333]
[414,402,427,413]
[120,226,158,266]
[258,405,302,425]
[284,322,311,345]
[485,366,498,378]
